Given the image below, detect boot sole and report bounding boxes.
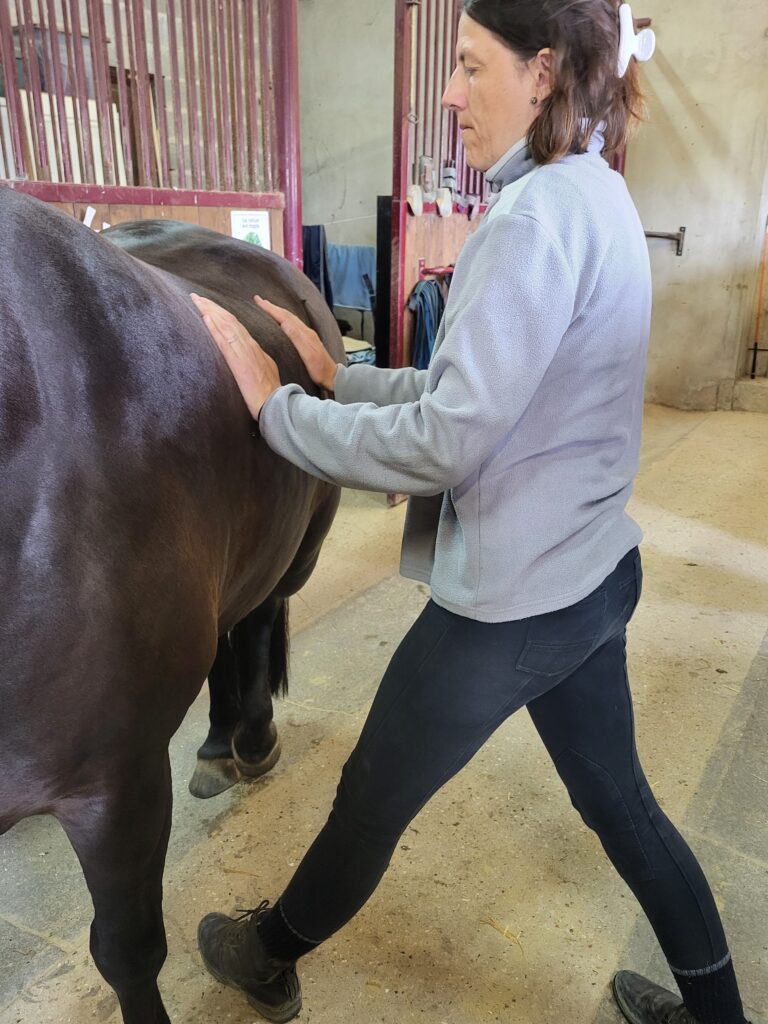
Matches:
[201,951,302,1023]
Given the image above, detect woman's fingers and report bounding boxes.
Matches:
[191,293,236,327]
[190,293,281,419]
[253,294,337,391]
[254,296,311,345]
[191,294,245,347]
[254,296,311,350]
[254,294,295,328]
[203,313,239,369]
[192,293,337,395]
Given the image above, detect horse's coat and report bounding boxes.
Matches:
[0,189,344,1023]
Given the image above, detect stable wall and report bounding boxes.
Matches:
[297,0,394,249]
[625,0,768,409]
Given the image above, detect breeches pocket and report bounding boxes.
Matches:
[515,585,608,678]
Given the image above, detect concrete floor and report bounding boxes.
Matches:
[1,405,767,1024]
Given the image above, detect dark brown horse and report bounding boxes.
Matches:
[0,188,344,1024]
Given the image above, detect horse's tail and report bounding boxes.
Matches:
[231,599,290,700]
[269,599,290,698]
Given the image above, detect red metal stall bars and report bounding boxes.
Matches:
[390,0,477,370]
[0,0,280,192]
[405,0,483,207]
[0,1,302,262]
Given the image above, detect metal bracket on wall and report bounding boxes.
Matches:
[418,258,454,280]
[749,343,767,379]
[645,227,686,257]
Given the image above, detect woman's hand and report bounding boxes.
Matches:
[191,293,281,421]
[254,296,339,393]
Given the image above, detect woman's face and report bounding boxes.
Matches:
[443,13,552,172]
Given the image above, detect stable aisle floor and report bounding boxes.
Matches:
[1,405,766,1024]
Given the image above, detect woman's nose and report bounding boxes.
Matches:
[442,66,466,111]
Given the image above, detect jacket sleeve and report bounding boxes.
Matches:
[333,362,428,406]
[258,213,576,497]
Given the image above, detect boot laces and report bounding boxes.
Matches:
[215,900,271,953]
[233,899,271,923]
[231,900,297,981]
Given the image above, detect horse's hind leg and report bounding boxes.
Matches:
[59,753,173,1024]
[231,490,340,776]
[192,490,340,796]
[189,633,241,799]
[189,601,283,799]
[230,594,285,777]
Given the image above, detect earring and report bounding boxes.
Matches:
[530,96,539,105]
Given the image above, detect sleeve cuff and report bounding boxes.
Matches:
[332,363,354,404]
[258,383,306,438]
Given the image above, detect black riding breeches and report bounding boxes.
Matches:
[273,549,729,976]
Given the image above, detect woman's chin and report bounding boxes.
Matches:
[464,152,491,175]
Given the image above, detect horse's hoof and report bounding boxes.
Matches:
[189,757,240,799]
[232,733,282,779]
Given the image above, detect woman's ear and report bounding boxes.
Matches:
[531,48,554,100]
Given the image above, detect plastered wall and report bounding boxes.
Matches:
[624,0,768,408]
[298,0,394,248]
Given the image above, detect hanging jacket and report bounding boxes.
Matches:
[408,279,446,370]
[302,226,335,310]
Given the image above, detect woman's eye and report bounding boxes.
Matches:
[464,66,478,78]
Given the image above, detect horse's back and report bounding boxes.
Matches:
[103,217,345,369]
[1,191,244,462]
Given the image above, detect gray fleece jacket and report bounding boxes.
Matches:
[259,133,651,622]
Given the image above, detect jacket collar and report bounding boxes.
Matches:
[485,137,536,195]
[485,127,607,198]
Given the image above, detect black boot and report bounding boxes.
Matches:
[613,971,757,1024]
[613,972,697,1024]
[198,901,302,1023]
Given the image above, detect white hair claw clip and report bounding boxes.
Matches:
[617,3,656,77]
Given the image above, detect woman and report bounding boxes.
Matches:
[191,2,753,1023]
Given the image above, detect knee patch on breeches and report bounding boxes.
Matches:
[555,748,655,883]
[331,769,405,849]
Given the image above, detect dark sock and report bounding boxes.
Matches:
[257,899,319,963]
[673,955,747,1024]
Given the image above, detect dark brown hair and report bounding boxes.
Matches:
[462,0,645,163]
